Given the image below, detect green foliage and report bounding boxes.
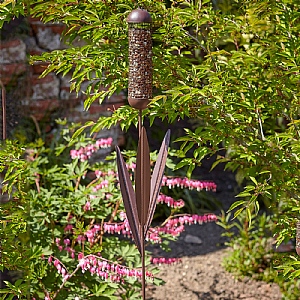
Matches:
[0,123,216,299]
[26,127,144,299]
[218,212,300,299]
[1,0,300,290]
[219,211,275,277]
[0,127,143,299]
[0,140,32,299]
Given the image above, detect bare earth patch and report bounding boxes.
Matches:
[147,222,282,300]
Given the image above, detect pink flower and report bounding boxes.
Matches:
[53,259,60,267]
[83,201,91,211]
[64,224,73,232]
[85,229,95,243]
[56,264,62,273]
[151,257,182,265]
[76,254,153,282]
[70,149,77,159]
[92,180,109,192]
[157,194,185,208]
[161,176,217,192]
[95,170,103,178]
[63,239,70,246]
[76,235,86,244]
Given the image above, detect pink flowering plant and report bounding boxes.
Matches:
[1,122,217,299]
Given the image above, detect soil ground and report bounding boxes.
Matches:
[146,218,282,300]
[146,159,283,300]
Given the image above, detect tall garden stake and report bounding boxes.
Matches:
[115,8,170,300]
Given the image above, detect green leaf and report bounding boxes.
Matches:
[233,207,245,219]
[249,176,258,185]
[70,121,95,141]
[228,200,245,212]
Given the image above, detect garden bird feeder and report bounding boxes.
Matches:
[127,8,153,110]
[116,8,170,300]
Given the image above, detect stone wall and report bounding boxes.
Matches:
[0,17,125,142]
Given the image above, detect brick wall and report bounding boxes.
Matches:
[0,17,125,142]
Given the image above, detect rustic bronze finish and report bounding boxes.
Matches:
[127,8,152,24]
[116,9,170,300]
[127,9,152,109]
[116,128,170,300]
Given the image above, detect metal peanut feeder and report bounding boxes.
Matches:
[115,8,170,300]
[127,8,153,110]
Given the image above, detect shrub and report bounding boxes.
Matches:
[0,122,217,299]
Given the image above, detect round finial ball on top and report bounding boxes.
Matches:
[127,9,153,110]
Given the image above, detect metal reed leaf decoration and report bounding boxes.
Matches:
[115,146,142,254]
[116,128,170,253]
[146,129,170,234]
[116,127,170,299]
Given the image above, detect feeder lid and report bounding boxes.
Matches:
[127,8,152,23]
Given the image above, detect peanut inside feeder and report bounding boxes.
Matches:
[127,9,152,110]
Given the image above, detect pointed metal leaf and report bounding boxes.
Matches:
[116,146,142,253]
[135,127,151,227]
[145,129,170,234]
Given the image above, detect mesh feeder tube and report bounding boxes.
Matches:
[127,8,152,110]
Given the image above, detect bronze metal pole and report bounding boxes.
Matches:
[141,226,146,299]
[136,112,148,299]
[138,109,142,137]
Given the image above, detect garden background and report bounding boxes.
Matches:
[0,0,299,299]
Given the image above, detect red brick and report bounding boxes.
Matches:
[29,99,60,110]
[0,63,27,85]
[89,104,107,114]
[50,24,66,35]
[0,39,26,63]
[28,99,60,120]
[30,73,60,100]
[0,39,23,50]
